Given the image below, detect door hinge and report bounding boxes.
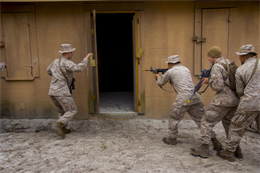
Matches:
[91,29,94,34]
[192,36,206,44]
[136,48,144,59]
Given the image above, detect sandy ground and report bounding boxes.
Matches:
[0,119,260,173]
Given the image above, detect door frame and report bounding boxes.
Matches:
[89,10,139,116]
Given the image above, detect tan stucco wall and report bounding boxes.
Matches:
[0,1,259,119]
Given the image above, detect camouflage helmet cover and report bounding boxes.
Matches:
[235,44,257,56]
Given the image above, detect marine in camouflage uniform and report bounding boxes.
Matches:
[190,46,239,158]
[218,44,260,162]
[155,55,210,145]
[47,44,92,138]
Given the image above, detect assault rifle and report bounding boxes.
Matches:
[187,65,213,103]
[143,67,175,93]
[143,67,168,74]
[69,77,76,94]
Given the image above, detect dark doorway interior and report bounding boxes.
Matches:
[96,13,134,112]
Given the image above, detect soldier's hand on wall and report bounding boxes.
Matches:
[201,78,209,86]
[4,62,7,68]
[85,53,94,59]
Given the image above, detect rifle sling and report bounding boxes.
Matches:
[217,59,231,88]
[224,58,230,76]
[247,57,259,85]
[59,58,70,88]
[160,86,176,93]
[197,84,210,94]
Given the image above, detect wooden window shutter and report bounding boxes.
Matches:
[1,5,39,80]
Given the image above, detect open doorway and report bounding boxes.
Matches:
[96,13,135,113]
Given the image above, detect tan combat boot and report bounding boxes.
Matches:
[234,145,243,159]
[217,150,235,162]
[162,137,177,145]
[62,127,71,134]
[52,122,65,139]
[211,137,223,152]
[190,144,209,158]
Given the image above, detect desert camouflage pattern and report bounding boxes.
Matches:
[157,64,202,106]
[235,57,260,111]
[0,62,5,72]
[157,64,207,140]
[208,57,239,107]
[199,57,239,145]
[168,102,210,140]
[50,96,77,126]
[47,56,88,126]
[47,56,89,97]
[166,55,181,64]
[224,111,259,152]
[58,44,76,53]
[223,57,260,152]
[236,44,257,56]
[200,104,237,144]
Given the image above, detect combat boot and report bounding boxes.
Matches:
[190,144,209,158]
[52,122,65,139]
[62,127,71,134]
[211,137,223,152]
[234,145,243,159]
[217,150,235,162]
[162,137,177,145]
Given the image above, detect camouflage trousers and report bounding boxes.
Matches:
[200,104,237,145]
[224,110,260,152]
[168,102,206,140]
[50,96,78,126]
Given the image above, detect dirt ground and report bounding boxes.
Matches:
[0,118,260,173]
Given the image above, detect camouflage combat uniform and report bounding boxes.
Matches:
[47,56,89,126]
[157,64,209,140]
[224,57,260,152]
[0,62,5,72]
[200,57,239,145]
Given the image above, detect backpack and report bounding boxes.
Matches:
[218,59,238,91]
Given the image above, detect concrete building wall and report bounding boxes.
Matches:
[0,1,259,120]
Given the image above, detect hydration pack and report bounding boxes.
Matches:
[218,59,238,91]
